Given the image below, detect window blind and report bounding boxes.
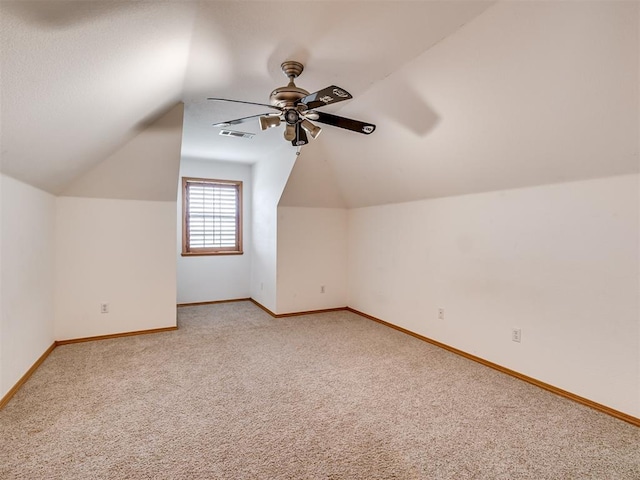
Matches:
[185,180,240,252]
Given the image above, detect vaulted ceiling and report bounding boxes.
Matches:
[1,1,638,208]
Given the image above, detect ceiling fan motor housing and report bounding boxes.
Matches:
[269,61,309,109]
[269,84,309,109]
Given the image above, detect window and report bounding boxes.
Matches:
[182,177,243,256]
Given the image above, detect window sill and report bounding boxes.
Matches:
[181,251,244,257]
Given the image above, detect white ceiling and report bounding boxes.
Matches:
[1,1,638,207]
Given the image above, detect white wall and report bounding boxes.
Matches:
[278,143,347,208]
[1,174,56,399]
[637,3,640,423]
[250,145,297,312]
[177,158,252,304]
[277,207,348,313]
[348,174,639,417]
[53,99,182,340]
[55,197,177,340]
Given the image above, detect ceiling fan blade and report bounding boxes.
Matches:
[207,97,282,111]
[213,113,276,128]
[296,86,353,110]
[314,112,376,135]
[292,123,308,147]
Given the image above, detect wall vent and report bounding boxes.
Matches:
[219,130,255,139]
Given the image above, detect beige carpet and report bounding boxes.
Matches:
[1,301,638,479]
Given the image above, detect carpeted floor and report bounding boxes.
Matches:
[1,301,638,479]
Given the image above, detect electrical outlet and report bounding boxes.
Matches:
[260,282,264,291]
[438,308,445,320]
[100,303,109,314]
[320,285,325,294]
[512,328,521,343]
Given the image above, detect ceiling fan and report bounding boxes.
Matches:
[208,61,376,147]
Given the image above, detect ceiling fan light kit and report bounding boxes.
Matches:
[284,124,296,142]
[259,115,281,130]
[301,119,321,139]
[208,61,376,147]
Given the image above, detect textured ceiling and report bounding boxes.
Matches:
[1,1,195,193]
[0,0,494,194]
[1,1,638,207]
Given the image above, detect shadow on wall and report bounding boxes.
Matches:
[134,100,186,133]
[376,80,440,137]
[2,1,146,29]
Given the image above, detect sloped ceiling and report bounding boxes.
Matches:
[61,103,184,201]
[1,1,638,207]
[0,1,195,193]
[309,0,640,207]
